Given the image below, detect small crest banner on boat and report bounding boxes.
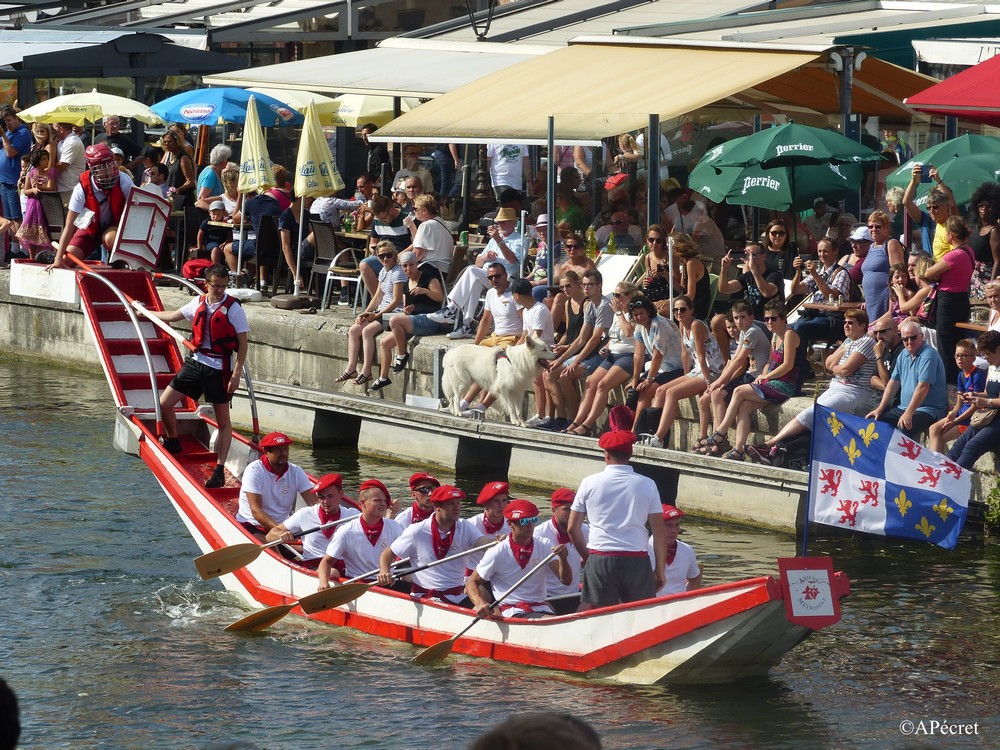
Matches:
[807,406,971,549]
[777,557,841,629]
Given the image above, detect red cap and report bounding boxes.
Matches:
[662,504,686,520]
[429,485,466,503]
[312,473,343,493]
[358,478,391,501]
[408,472,441,490]
[550,488,575,507]
[477,481,510,505]
[504,499,539,521]
[598,430,637,452]
[259,432,293,448]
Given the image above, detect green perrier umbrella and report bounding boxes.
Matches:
[884,134,1000,206]
[711,122,881,169]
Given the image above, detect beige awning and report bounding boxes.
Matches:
[372,40,827,145]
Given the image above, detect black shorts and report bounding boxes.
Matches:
[169,358,230,405]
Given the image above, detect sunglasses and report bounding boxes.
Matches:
[564,243,581,249]
[377,253,394,260]
[867,224,884,230]
[926,204,942,210]
[763,315,781,322]
[413,486,435,494]
[901,334,921,342]
[509,515,539,527]
[844,320,858,326]
[611,219,626,225]
[487,274,503,281]
[647,237,664,244]
[627,300,646,310]
[769,230,787,236]
[612,292,623,298]
[673,307,688,314]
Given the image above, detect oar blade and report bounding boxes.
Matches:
[299,582,374,614]
[412,636,459,666]
[195,543,261,580]
[225,603,295,632]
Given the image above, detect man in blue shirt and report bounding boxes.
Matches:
[866,320,948,438]
[0,105,33,254]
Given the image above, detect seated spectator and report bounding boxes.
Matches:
[512,279,557,428]
[397,175,423,214]
[672,231,711,321]
[928,338,987,453]
[865,320,948,438]
[789,237,851,354]
[145,162,169,198]
[691,211,727,272]
[198,201,233,265]
[711,243,783,360]
[372,251,447,391]
[803,197,834,249]
[648,505,701,596]
[527,214,560,303]
[946,331,1000,469]
[391,145,433,194]
[665,194,707,238]
[194,144,232,210]
[408,193,453,272]
[554,184,587,233]
[266,473,359,569]
[748,308,877,465]
[138,144,163,185]
[548,233,596,326]
[703,300,800,460]
[692,301,770,455]
[871,318,903,401]
[540,270,588,431]
[336,241,406,388]
[564,282,640,436]
[985,280,1000,332]
[224,165,289,288]
[351,193,412,304]
[837,223,870,285]
[639,295,724,448]
[880,260,933,329]
[454,263,525,419]
[546,269,613,432]
[639,224,671,315]
[761,218,797,279]
[626,297,684,432]
[595,209,641,252]
[426,208,523,339]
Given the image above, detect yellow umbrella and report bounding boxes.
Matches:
[293,101,345,293]
[18,89,164,126]
[235,95,275,284]
[313,94,419,129]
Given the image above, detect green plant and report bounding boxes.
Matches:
[984,478,1000,539]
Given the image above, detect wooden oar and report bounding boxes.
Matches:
[224,558,410,633]
[413,550,558,666]
[194,516,356,580]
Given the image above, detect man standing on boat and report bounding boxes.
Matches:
[318,479,402,589]
[389,472,440,529]
[534,488,588,615]
[235,432,317,543]
[466,499,571,619]
[266,473,359,569]
[568,430,667,610]
[378,485,494,606]
[148,263,248,488]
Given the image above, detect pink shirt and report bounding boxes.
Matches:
[938,245,975,293]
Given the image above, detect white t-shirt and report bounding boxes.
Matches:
[476,535,555,616]
[534,519,587,598]
[328,516,403,579]
[413,217,454,269]
[68,173,135,230]
[465,512,509,571]
[520,301,555,346]
[649,539,700,596]
[485,287,522,337]
[283,504,359,561]
[178,294,250,370]
[390,517,485,603]
[236,460,314,528]
[396,503,431,530]
[486,144,527,190]
[56,133,85,193]
[571,464,662,552]
[663,202,707,234]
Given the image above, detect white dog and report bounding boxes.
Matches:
[442,336,556,426]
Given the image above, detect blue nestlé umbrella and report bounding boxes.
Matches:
[152,87,303,127]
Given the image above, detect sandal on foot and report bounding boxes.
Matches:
[335,370,357,383]
[572,424,593,437]
[721,449,745,461]
[353,373,373,386]
[369,376,392,392]
[704,437,732,457]
[690,436,711,453]
[391,353,409,373]
[559,422,580,434]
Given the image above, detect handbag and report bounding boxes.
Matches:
[917,283,938,326]
[970,408,997,429]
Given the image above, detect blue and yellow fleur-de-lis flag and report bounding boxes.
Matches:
[807,405,972,549]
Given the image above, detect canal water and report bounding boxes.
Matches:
[1,357,998,749]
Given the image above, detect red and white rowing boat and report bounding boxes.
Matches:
[64,263,850,685]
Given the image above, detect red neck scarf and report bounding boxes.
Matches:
[552,519,570,546]
[261,455,288,479]
[482,514,503,535]
[317,505,341,539]
[509,535,534,569]
[430,515,455,559]
[359,516,384,546]
[666,542,677,566]
[410,503,432,524]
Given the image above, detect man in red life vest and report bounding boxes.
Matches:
[390,472,440,529]
[148,263,249,487]
[466,499,571,619]
[266,473,359,569]
[48,143,134,269]
[377,484,493,606]
[534,488,588,614]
